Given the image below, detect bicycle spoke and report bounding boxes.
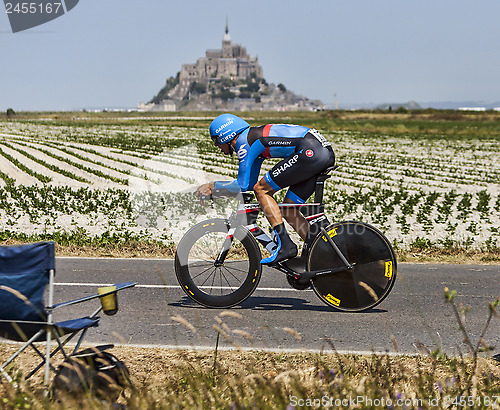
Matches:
[199,270,215,288]
[192,242,218,261]
[221,265,244,283]
[209,267,217,294]
[176,219,262,307]
[189,261,215,268]
[221,263,249,275]
[191,264,216,281]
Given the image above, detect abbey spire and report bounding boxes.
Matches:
[223,16,231,42]
[222,17,232,58]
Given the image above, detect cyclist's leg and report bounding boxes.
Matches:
[282,194,312,241]
[254,152,317,232]
[253,179,281,227]
[254,179,298,264]
[255,140,333,264]
[282,143,334,239]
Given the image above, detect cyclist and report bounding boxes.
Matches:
[196,113,335,264]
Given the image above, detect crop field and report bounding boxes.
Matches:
[0,112,499,255]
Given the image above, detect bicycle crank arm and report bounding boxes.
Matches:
[274,262,354,284]
[296,265,355,283]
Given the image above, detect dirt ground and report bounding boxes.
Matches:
[1,343,499,389]
[1,239,498,264]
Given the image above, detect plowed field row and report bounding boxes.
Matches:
[0,121,498,251]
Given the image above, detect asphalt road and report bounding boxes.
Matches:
[52,258,500,355]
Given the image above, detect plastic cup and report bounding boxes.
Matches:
[98,286,118,316]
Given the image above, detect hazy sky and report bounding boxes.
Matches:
[1,0,500,111]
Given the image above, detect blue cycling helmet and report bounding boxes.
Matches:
[209,113,250,145]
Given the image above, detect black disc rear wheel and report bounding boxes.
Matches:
[175,219,262,308]
[308,221,397,312]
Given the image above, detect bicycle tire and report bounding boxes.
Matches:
[307,221,397,312]
[175,218,262,308]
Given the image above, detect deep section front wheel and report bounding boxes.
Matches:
[175,219,262,308]
[307,221,397,312]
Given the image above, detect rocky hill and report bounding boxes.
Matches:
[141,73,324,112]
[138,23,324,112]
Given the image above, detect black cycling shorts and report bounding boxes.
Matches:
[263,133,335,203]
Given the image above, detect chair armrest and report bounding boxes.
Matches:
[50,282,136,310]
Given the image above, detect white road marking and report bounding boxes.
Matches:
[0,339,416,356]
[55,282,311,292]
[112,343,418,357]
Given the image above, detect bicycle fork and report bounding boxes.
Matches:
[215,227,236,266]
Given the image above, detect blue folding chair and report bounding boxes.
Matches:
[0,241,135,385]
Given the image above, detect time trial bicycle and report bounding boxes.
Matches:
[175,166,397,312]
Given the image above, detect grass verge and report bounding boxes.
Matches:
[1,239,499,263]
[1,346,499,409]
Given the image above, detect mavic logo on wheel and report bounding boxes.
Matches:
[385,261,393,278]
[4,0,80,33]
[325,293,340,306]
[322,228,338,242]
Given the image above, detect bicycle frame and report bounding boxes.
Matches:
[222,198,354,282]
[215,166,355,281]
[229,201,327,249]
[177,164,397,311]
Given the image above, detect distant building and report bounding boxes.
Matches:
[458,107,486,111]
[137,100,176,112]
[180,21,263,82]
[141,21,324,112]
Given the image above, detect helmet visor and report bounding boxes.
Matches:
[210,135,219,145]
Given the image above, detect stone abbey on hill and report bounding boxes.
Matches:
[180,22,263,84]
[139,22,324,112]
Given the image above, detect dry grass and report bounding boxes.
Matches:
[1,344,499,409]
[2,239,498,264]
[0,240,175,259]
[1,287,498,408]
[396,248,500,265]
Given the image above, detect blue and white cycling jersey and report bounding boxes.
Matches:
[214,124,310,193]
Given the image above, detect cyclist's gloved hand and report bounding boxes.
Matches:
[195,182,215,205]
[195,182,214,198]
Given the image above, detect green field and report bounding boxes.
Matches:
[0,110,499,261]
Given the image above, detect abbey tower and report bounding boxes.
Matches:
[177,21,263,96]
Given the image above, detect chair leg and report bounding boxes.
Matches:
[72,328,89,355]
[1,369,13,383]
[25,329,80,379]
[0,329,45,382]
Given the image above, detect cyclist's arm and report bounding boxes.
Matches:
[214,141,265,193]
[213,179,240,193]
